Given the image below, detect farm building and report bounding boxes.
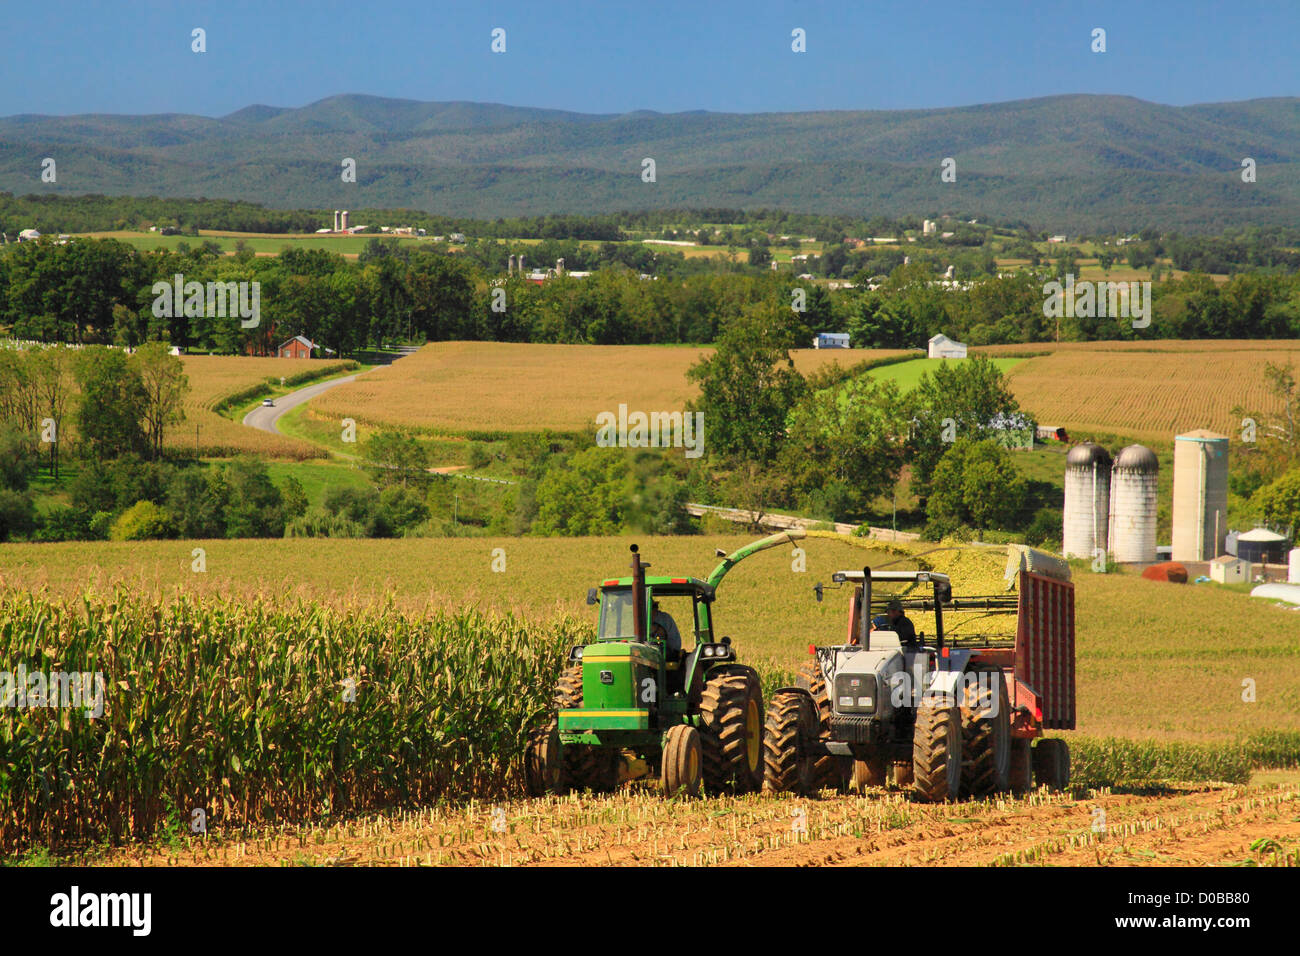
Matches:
[928,333,967,359]
[277,335,315,359]
[1236,528,1291,565]
[1172,430,1230,562]
[17,228,40,241]
[813,332,850,349]
[1209,555,1251,584]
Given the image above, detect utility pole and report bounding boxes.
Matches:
[195,423,200,460]
[453,493,459,525]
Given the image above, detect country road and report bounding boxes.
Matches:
[241,374,359,435]
[240,346,417,435]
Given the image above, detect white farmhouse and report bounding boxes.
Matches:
[813,332,850,349]
[928,333,967,359]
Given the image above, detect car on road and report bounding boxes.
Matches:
[262,399,275,407]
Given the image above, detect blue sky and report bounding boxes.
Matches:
[1,0,1295,117]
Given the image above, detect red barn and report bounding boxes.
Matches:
[277,335,315,359]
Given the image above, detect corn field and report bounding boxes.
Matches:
[1066,732,1300,788]
[0,591,582,852]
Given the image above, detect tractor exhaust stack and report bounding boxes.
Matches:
[630,544,648,644]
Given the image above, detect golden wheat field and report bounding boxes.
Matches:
[1003,345,1300,442]
[308,342,909,434]
[304,339,1300,442]
[164,355,356,458]
[3,534,1297,742]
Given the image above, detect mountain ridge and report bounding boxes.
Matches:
[2,93,1295,231]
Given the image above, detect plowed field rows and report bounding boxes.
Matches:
[77,775,1300,868]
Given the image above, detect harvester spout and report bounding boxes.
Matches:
[706,530,807,589]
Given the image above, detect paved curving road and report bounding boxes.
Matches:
[241,374,358,435]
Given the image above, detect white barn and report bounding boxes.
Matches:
[928,333,967,359]
[813,332,850,349]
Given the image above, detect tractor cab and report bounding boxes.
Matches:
[586,574,724,700]
[807,568,972,735]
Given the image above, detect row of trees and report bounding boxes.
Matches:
[0,343,188,471]
[0,343,191,540]
[11,237,1300,356]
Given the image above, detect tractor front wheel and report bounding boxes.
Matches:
[796,660,843,791]
[698,668,764,793]
[848,755,888,792]
[892,760,914,789]
[661,724,703,797]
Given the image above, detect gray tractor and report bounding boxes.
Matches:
[763,567,1014,803]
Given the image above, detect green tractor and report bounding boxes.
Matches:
[525,533,799,797]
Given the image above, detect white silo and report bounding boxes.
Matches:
[1172,430,1229,562]
[1289,548,1300,584]
[1108,444,1159,563]
[1062,443,1111,559]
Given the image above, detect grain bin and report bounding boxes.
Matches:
[1108,444,1159,563]
[1237,528,1291,565]
[1171,430,1229,562]
[1062,443,1111,559]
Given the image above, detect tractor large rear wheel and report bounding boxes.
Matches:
[912,697,962,803]
[796,660,843,791]
[960,664,1011,798]
[762,690,818,794]
[553,664,620,792]
[698,668,764,793]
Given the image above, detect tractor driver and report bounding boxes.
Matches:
[871,598,919,648]
[650,600,683,657]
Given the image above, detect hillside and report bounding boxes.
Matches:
[4,93,1299,231]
